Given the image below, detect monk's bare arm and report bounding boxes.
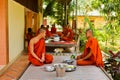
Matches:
[66,32,70,37]
[29,39,41,61]
[82,50,92,60]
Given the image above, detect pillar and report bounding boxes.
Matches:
[0,0,9,65]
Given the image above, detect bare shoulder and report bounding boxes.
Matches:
[29,38,35,45]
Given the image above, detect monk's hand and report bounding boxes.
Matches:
[76,55,82,60]
[39,59,44,62]
[41,56,45,62]
[78,59,84,61]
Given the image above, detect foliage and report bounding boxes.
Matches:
[43,0,56,17]
[91,0,120,51]
[43,0,75,26]
[105,50,120,80]
[79,29,86,52]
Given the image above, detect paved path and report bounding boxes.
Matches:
[19,56,110,80]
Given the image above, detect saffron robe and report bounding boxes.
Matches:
[28,38,53,66]
[62,28,74,41]
[51,26,56,34]
[77,37,104,67]
[26,32,34,43]
[46,28,52,37]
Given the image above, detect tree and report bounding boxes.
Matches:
[92,0,120,48]
[43,0,56,17]
[43,0,75,26]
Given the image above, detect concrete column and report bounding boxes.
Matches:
[38,0,43,27]
[0,0,9,65]
[75,0,78,30]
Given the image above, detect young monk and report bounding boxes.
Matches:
[36,25,45,35]
[26,28,35,44]
[76,29,104,67]
[51,24,56,34]
[61,25,74,41]
[46,25,52,38]
[28,27,53,66]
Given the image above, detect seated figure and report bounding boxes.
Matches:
[76,29,104,67]
[28,27,53,66]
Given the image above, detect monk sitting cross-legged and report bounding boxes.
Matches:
[28,27,53,66]
[76,29,104,67]
[61,25,74,41]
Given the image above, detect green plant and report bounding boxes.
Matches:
[105,50,120,80]
[92,0,120,50]
[43,0,75,26]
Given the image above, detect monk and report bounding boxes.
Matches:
[51,24,56,34]
[76,29,104,67]
[28,27,53,66]
[26,28,35,44]
[36,25,45,35]
[46,25,52,38]
[61,25,74,41]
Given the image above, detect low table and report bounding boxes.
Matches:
[46,41,76,48]
[19,56,112,80]
[45,41,76,53]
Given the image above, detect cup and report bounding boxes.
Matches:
[56,65,65,77]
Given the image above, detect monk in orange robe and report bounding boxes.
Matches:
[36,25,45,35]
[51,24,57,34]
[76,29,104,67]
[28,27,53,66]
[26,28,35,44]
[61,25,74,41]
[46,25,52,38]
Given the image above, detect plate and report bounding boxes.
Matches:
[44,66,55,72]
[53,63,68,67]
[65,65,76,72]
[62,59,74,64]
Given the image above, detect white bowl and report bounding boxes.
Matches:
[45,66,55,72]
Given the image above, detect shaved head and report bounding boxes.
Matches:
[37,27,46,38]
[86,29,93,39]
[39,27,46,33]
[86,29,93,34]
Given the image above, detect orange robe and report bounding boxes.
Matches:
[51,26,56,34]
[46,28,52,37]
[26,32,34,43]
[62,28,74,41]
[28,38,53,66]
[77,37,104,67]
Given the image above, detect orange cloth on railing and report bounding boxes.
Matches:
[28,38,53,66]
[77,37,104,67]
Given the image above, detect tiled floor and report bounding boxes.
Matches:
[0,65,5,71]
[0,51,75,80]
[20,56,110,80]
[0,53,29,80]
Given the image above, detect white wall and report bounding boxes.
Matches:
[8,0,25,62]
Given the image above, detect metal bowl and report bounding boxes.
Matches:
[63,59,74,64]
[65,65,76,72]
[44,66,55,72]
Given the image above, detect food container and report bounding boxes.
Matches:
[54,36,60,42]
[55,65,66,77]
[55,64,66,77]
[65,65,76,72]
[44,66,55,72]
[63,59,74,64]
